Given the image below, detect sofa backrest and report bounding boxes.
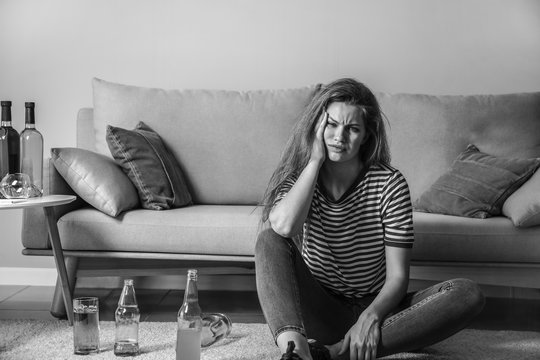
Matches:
[83,78,540,204]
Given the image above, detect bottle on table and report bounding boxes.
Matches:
[176,269,202,360]
[0,101,19,178]
[20,102,43,196]
[114,279,140,356]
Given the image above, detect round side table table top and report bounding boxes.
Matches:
[0,194,77,210]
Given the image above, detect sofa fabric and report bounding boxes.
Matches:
[93,78,317,205]
[57,205,261,256]
[106,122,192,210]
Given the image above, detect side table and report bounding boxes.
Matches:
[1,194,77,325]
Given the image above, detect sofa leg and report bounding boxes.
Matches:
[50,256,78,319]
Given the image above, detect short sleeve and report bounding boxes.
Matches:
[273,175,298,206]
[381,171,414,248]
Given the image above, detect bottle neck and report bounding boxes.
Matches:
[1,107,11,127]
[25,107,35,127]
[183,277,199,305]
[118,280,137,306]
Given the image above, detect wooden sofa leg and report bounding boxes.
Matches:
[50,256,78,319]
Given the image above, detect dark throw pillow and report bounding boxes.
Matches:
[414,144,540,219]
[106,122,192,210]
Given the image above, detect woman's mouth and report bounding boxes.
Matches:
[328,144,346,153]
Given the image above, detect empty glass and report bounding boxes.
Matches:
[0,173,42,199]
[201,313,232,347]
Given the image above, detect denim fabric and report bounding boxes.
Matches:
[255,228,485,358]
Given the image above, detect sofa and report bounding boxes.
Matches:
[21,78,540,318]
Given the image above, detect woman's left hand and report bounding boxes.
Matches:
[338,311,380,360]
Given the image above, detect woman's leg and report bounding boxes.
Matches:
[377,278,485,357]
[255,228,357,357]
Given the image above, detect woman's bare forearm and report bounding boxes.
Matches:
[269,160,322,237]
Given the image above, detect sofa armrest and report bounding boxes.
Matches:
[21,157,87,249]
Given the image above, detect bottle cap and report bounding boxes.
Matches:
[1,101,12,106]
[25,102,35,108]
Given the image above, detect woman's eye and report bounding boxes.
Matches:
[349,127,360,133]
[327,122,337,127]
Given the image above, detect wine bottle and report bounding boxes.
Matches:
[0,101,19,176]
[20,102,43,196]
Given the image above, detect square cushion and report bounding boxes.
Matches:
[106,122,192,210]
[51,147,139,217]
[414,144,540,218]
[503,169,540,227]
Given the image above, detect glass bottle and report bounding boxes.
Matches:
[0,101,19,176]
[176,269,202,360]
[20,102,43,196]
[114,279,140,356]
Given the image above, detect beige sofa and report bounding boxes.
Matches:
[22,79,540,317]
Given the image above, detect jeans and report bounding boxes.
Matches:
[255,228,485,358]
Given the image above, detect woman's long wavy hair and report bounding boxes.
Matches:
[260,78,390,223]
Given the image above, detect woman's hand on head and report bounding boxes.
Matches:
[310,110,328,165]
[339,311,380,360]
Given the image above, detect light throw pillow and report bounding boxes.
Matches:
[503,169,540,227]
[51,147,139,217]
[414,144,540,219]
[106,121,192,210]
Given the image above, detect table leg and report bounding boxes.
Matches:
[43,206,74,325]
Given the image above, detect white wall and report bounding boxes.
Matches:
[1,0,540,276]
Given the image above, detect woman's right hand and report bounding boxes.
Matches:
[310,110,328,165]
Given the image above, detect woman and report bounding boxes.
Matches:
[255,78,485,360]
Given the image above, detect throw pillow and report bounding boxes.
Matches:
[51,147,139,217]
[502,169,540,227]
[414,144,540,219]
[106,122,192,210]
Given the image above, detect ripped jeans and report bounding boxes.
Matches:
[255,228,485,358]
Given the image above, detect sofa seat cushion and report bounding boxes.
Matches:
[412,211,540,263]
[57,205,261,256]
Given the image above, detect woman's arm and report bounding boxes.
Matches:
[339,246,411,360]
[269,113,328,237]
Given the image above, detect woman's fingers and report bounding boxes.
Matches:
[316,110,328,138]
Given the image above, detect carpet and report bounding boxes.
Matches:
[1,320,539,360]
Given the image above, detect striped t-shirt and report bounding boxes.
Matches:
[276,163,414,298]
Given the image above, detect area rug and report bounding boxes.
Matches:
[1,320,539,360]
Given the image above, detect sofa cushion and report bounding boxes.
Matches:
[503,169,540,227]
[414,144,540,218]
[51,147,139,217]
[411,211,540,263]
[57,205,261,256]
[106,122,192,210]
[93,78,317,205]
[378,92,540,202]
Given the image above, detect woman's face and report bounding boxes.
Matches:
[323,102,367,164]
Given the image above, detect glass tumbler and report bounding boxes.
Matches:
[73,297,100,355]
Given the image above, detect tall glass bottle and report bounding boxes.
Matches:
[176,269,202,360]
[0,101,19,176]
[20,102,43,196]
[114,279,140,356]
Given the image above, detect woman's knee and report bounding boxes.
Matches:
[447,278,485,315]
[255,228,290,259]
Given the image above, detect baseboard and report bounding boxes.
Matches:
[0,267,57,286]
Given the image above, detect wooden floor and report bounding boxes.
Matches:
[1,285,540,332]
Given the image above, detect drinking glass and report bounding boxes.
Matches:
[201,313,232,347]
[0,173,41,198]
[73,297,100,355]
